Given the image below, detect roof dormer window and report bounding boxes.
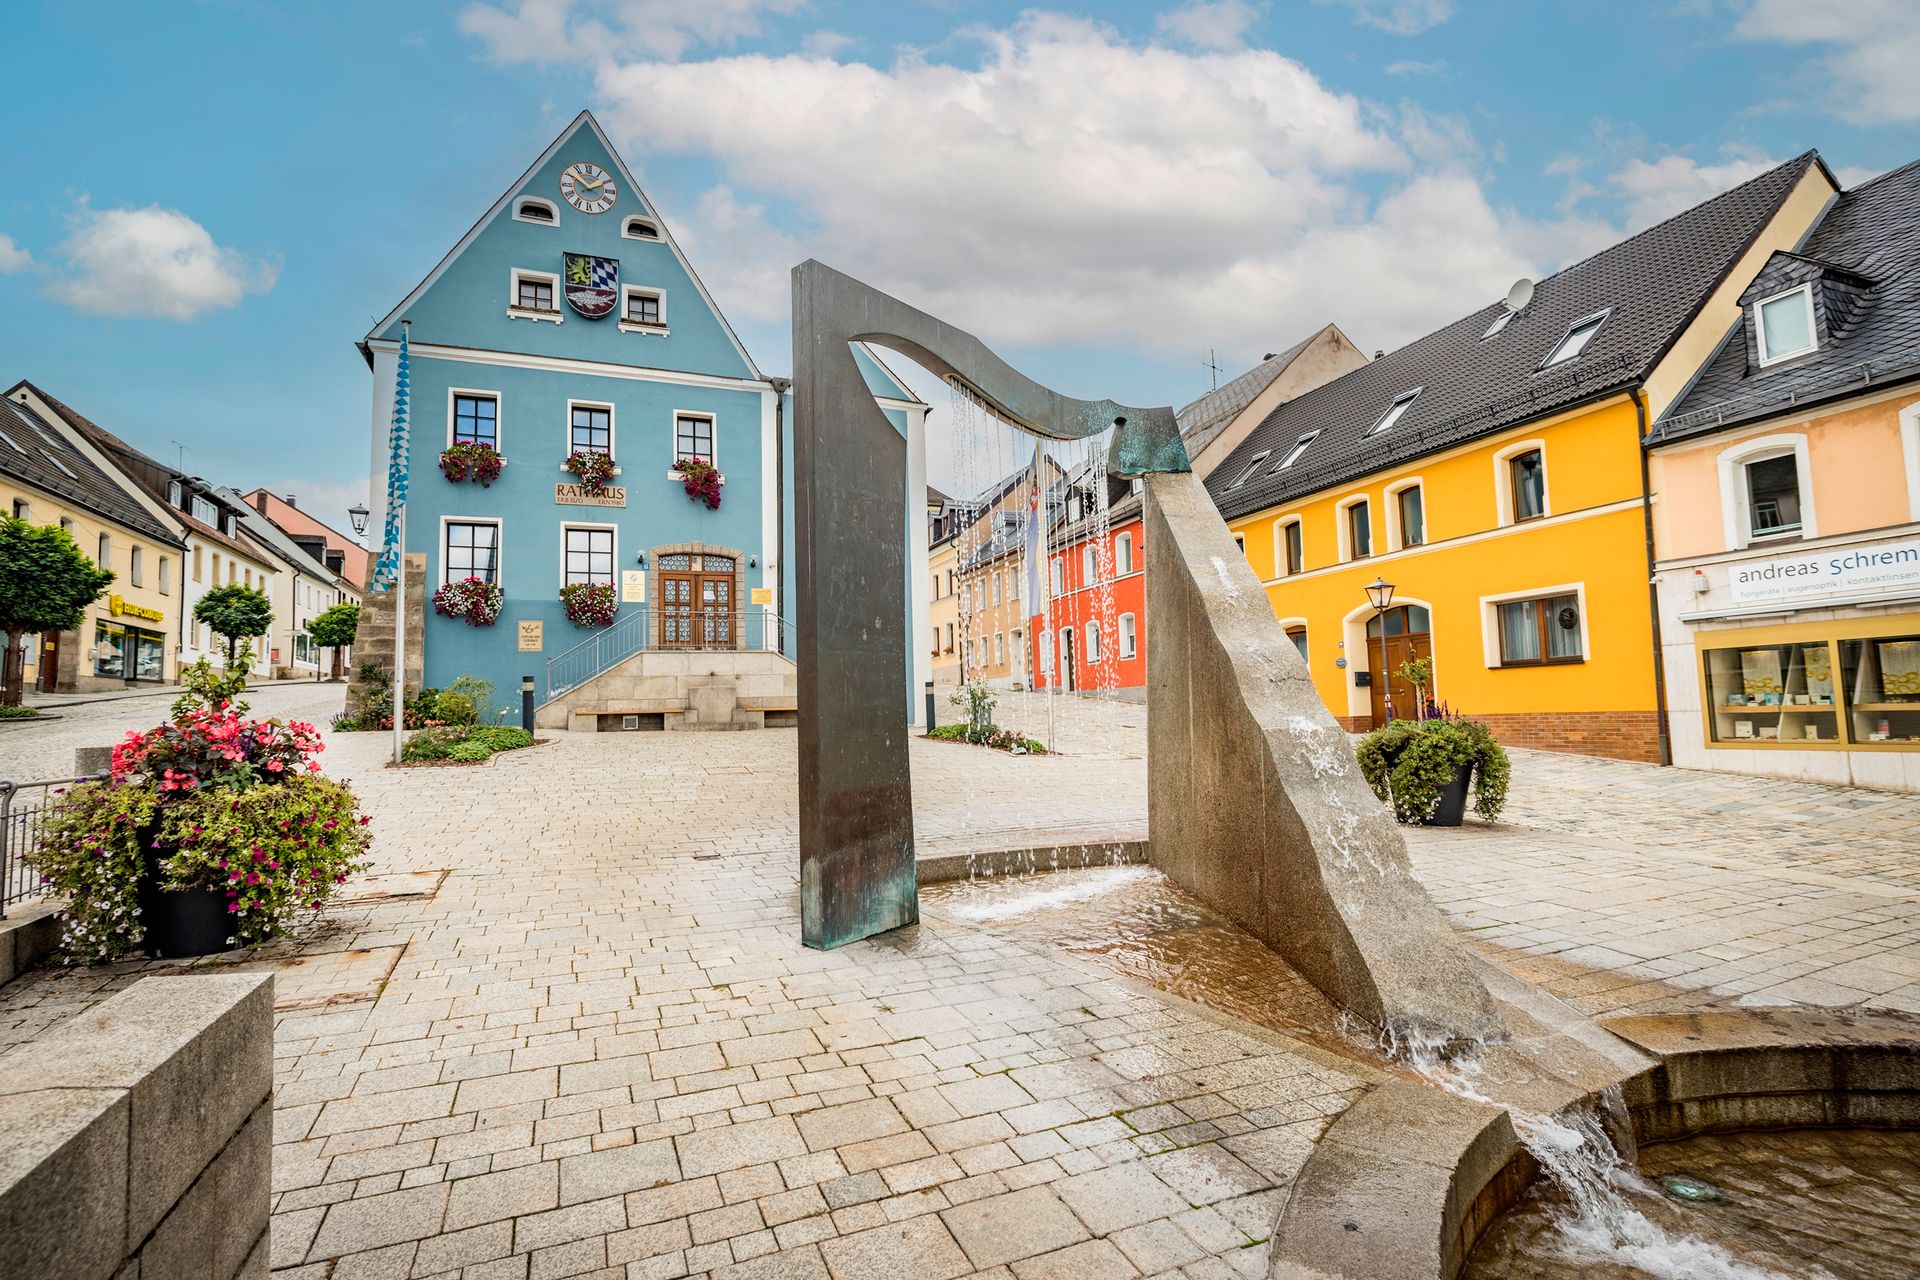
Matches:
[1540,310,1609,369]
[1367,389,1420,437]
[622,217,661,241]
[514,197,558,224]
[1755,284,1817,366]
[1227,450,1271,488]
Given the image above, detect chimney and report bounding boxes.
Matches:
[1374,350,1384,361]
[283,494,297,508]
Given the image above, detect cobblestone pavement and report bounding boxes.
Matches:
[6,688,1920,1278]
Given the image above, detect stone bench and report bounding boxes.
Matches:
[0,973,274,1280]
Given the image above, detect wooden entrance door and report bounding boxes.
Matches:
[1366,605,1432,726]
[38,633,60,693]
[658,554,736,650]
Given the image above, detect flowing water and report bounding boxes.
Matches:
[926,863,1916,1279]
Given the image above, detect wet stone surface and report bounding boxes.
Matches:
[1466,1128,1920,1280]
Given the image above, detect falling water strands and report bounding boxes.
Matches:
[1386,1032,1818,1280]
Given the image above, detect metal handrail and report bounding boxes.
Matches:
[0,775,91,918]
[544,608,794,702]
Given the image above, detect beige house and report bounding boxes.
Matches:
[928,487,964,687]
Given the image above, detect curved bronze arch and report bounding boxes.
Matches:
[792,260,1188,950]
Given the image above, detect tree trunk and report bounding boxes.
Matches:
[1,631,23,707]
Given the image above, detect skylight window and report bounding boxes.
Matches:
[41,449,77,480]
[1273,431,1319,472]
[1482,310,1515,339]
[0,428,22,454]
[1367,390,1420,437]
[1540,310,1609,368]
[1228,451,1271,488]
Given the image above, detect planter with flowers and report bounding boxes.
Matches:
[671,459,723,510]
[433,576,504,627]
[560,582,618,627]
[563,449,616,493]
[31,708,372,961]
[439,442,506,487]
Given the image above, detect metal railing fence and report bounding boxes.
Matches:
[544,608,794,702]
[0,776,89,918]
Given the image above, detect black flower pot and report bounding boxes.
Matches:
[1423,762,1474,827]
[136,822,232,958]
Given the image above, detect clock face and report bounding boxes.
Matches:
[559,162,617,214]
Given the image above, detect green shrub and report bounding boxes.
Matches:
[445,675,497,723]
[472,726,533,752]
[401,727,466,762]
[1355,717,1509,824]
[928,723,1045,754]
[447,740,492,762]
[0,705,39,720]
[435,693,477,727]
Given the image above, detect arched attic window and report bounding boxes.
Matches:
[514,197,558,225]
[622,216,661,241]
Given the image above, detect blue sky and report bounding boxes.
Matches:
[1,0,1914,527]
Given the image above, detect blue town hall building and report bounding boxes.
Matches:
[360,111,932,729]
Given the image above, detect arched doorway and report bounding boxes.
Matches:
[1365,603,1432,725]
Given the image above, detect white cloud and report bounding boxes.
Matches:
[586,12,1611,357]
[1155,0,1260,50]
[1315,0,1453,35]
[0,234,30,273]
[1606,147,1780,231]
[459,0,805,64]
[1384,58,1445,75]
[51,206,277,321]
[1732,0,1920,124]
[800,29,855,59]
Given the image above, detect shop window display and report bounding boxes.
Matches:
[1704,641,1838,744]
[1841,634,1920,745]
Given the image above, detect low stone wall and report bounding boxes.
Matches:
[0,901,62,987]
[0,973,274,1280]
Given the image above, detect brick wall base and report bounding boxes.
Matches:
[1329,711,1663,763]
[1469,710,1664,764]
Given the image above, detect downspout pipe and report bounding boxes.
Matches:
[769,376,793,654]
[1635,390,1672,767]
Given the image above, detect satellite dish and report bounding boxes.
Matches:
[1505,277,1535,313]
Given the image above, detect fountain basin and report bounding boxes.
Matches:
[1268,1006,1920,1280]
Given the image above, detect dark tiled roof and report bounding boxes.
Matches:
[1652,157,1920,444]
[1175,331,1319,460]
[0,394,180,544]
[1207,151,1825,522]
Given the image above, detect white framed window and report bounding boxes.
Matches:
[97,533,110,568]
[1039,631,1053,674]
[994,632,1004,666]
[1754,284,1816,365]
[1540,310,1609,369]
[1082,544,1097,585]
[509,268,562,322]
[560,524,616,586]
[1227,450,1271,488]
[443,518,502,585]
[10,498,26,519]
[622,216,661,241]
[990,575,1000,607]
[158,556,170,595]
[567,400,614,461]
[513,196,559,225]
[1386,479,1425,551]
[1715,434,1817,549]
[59,515,72,533]
[1275,431,1319,471]
[1335,496,1371,561]
[1368,390,1420,437]
[673,412,715,466]
[1479,583,1588,668]
[1119,612,1137,659]
[1283,621,1309,664]
[1086,620,1102,663]
[1115,531,1134,575]
[1009,567,1020,601]
[1051,558,1064,595]
[449,389,500,449]
[190,493,218,525]
[1275,516,1304,576]
[130,546,144,588]
[621,286,667,332]
[1233,532,1247,556]
[1492,440,1550,526]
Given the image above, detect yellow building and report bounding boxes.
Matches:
[927,488,963,688]
[0,392,185,695]
[1208,152,1839,762]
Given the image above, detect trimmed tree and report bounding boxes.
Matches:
[0,518,116,706]
[194,583,273,673]
[306,601,360,681]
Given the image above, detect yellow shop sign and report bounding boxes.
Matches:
[108,594,164,623]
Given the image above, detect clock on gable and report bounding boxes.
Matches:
[559,161,617,214]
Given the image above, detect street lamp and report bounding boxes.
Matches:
[347,502,370,538]
[1364,576,1396,726]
